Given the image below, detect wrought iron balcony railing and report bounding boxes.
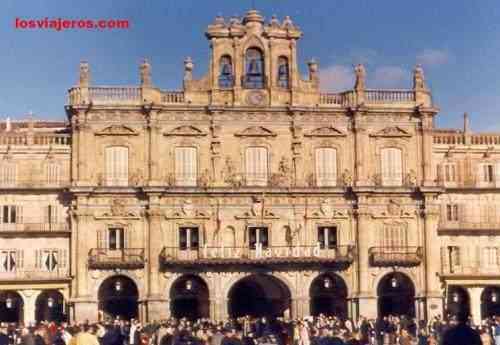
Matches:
[88,248,145,269]
[369,246,423,267]
[160,244,355,267]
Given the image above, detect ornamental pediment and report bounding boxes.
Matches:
[371,199,415,219]
[306,198,349,219]
[370,126,411,138]
[95,199,140,219]
[305,126,346,137]
[235,197,279,219]
[166,199,210,220]
[164,125,207,137]
[234,126,277,137]
[95,125,138,136]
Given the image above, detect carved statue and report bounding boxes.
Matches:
[140,59,152,86]
[214,14,225,27]
[130,169,143,186]
[198,168,212,188]
[184,57,194,81]
[413,64,426,90]
[251,196,263,217]
[387,199,401,217]
[342,169,353,187]
[223,156,243,188]
[320,198,333,217]
[354,64,366,90]
[406,169,417,187]
[282,15,294,29]
[111,199,126,217]
[79,61,90,86]
[181,199,194,217]
[270,156,292,187]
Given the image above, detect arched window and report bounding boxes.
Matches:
[218,55,234,88]
[381,147,403,186]
[277,56,290,88]
[244,48,265,89]
[105,146,128,186]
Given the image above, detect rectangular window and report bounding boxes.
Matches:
[317,226,338,249]
[175,147,198,187]
[0,163,16,186]
[1,205,18,224]
[248,226,269,249]
[179,226,200,250]
[47,163,61,185]
[382,224,406,248]
[446,204,459,221]
[315,148,337,187]
[484,247,498,267]
[245,147,268,186]
[41,250,59,272]
[0,250,17,272]
[108,227,125,250]
[381,148,403,186]
[105,146,129,186]
[447,246,461,266]
[484,164,494,182]
[444,164,456,182]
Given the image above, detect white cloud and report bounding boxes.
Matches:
[371,66,410,89]
[417,49,449,66]
[319,64,354,92]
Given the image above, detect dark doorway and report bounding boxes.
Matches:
[447,286,470,319]
[98,275,138,320]
[481,286,500,318]
[0,291,24,323]
[170,275,209,320]
[310,273,348,318]
[228,274,291,318]
[377,272,415,318]
[36,290,66,322]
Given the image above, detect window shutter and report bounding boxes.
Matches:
[315,148,337,187]
[17,250,23,269]
[245,147,268,186]
[59,249,67,268]
[15,206,22,224]
[35,250,40,269]
[175,147,197,187]
[124,229,130,249]
[41,250,49,271]
[97,230,104,249]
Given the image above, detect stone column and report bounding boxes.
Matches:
[353,113,369,186]
[423,205,444,320]
[21,290,39,325]
[468,287,483,326]
[148,117,161,185]
[421,115,434,186]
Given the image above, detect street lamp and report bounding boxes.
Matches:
[47,297,54,308]
[185,279,193,291]
[5,297,13,309]
[323,277,332,289]
[391,277,398,288]
[452,292,459,303]
[114,280,122,292]
[492,292,498,303]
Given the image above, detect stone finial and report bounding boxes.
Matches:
[140,59,152,87]
[413,64,427,90]
[354,64,366,90]
[463,112,470,133]
[28,111,34,131]
[214,14,225,26]
[269,15,280,28]
[184,57,194,81]
[229,15,242,26]
[307,58,319,82]
[79,61,90,87]
[282,15,294,29]
[243,9,264,26]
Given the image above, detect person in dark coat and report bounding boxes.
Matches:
[0,326,8,345]
[442,311,482,345]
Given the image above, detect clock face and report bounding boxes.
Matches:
[246,91,266,106]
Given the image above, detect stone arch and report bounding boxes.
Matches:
[309,272,348,318]
[169,274,209,320]
[0,290,25,323]
[98,275,139,320]
[91,271,144,300]
[35,289,66,322]
[377,271,416,318]
[481,286,500,319]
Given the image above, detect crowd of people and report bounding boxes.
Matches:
[0,312,498,345]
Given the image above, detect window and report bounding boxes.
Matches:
[382,224,406,248]
[277,56,289,88]
[105,146,129,186]
[0,250,17,272]
[179,226,200,250]
[108,227,125,250]
[1,205,19,224]
[47,163,61,185]
[447,246,460,266]
[245,147,268,186]
[317,226,337,249]
[218,55,234,88]
[484,247,499,267]
[175,147,198,186]
[46,205,58,224]
[0,162,16,186]
[446,204,459,221]
[443,163,457,182]
[381,148,403,186]
[41,250,59,271]
[244,48,265,89]
[482,164,494,183]
[315,148,337,187]
[248,226,269,249]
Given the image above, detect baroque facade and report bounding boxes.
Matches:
[1,9,500,325]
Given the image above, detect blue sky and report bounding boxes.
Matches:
[1,0,500,131]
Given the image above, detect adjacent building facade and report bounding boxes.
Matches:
[1,9,499,325]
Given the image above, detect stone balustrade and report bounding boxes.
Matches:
[433,132,500,146]
[161,90,185,104]
[364,89,415,104]
[0,133,71,146]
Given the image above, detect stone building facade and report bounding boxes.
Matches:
[1,10,499,325]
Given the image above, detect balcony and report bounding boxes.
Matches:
[0,180,70,189]
[438,221,500,234]
[88,248,145,270]
[0,223,70,236]
[0,269,70,282]
[369,246,423,267]
[160,245,355,268]
[441,247,500,277]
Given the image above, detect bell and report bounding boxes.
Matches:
[278,64,288,77]
[248,60,259,75]
[222,63,232,76]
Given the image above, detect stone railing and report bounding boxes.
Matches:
[433,132,500,146]
[438,221,500,231]
[89,86,141,104]
[470,134,500,145]
[88,248,145,269]
[441,252,500,276]
[365,89,415,104]
[0,133,71,146]
[369,246,423,267]
[319,91,355,106]
[160,244,355,267]
[0,223,69,233]
[161,90,185,104]
[0,269,69,281]
[433,132,465,145]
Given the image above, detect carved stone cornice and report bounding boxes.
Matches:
[95,125,138,136]
[164,125,207,137]
[234,126,277,137]
[369,126,412,138]
[304,126,346,137]
[166,199,210,220]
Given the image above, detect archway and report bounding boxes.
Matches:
[98,275,138,320]
[228,274,291,318]
[447,286,470,319]
[481,286,500,319]
[0,291,24,323]
[310,273,348,318]
[170,275,209,320]
[377,272,415,318]
[35,290,65,322]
